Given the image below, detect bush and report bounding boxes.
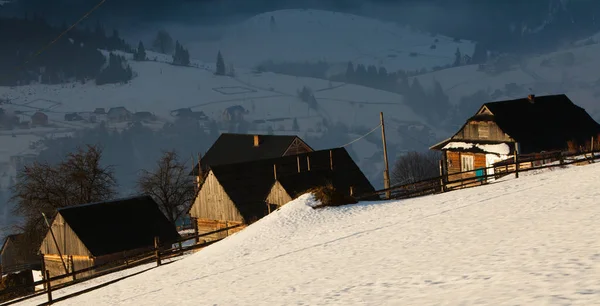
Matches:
[306,183,357,209]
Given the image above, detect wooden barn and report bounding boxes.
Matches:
[188,147,374,241]
[1,233,41,276]
[189,133,313,184]
[39,195,180,286]
[430,94,600,186]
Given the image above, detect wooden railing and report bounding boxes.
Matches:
[0,223,244,306]
[359,149,598,201]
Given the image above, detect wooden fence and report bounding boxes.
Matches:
[360,149,598,201]
[0,223,244,306]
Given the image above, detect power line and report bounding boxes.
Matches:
[341,124,382,147]
[0,0,107,83]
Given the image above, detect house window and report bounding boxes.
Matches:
[478,125,489,139]
[461,155,474,172]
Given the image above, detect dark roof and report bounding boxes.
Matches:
[1,233,41,268]
[190,133,312,175]
[57,195,180,257]
[480,94,600,153]
[208,147,372,222]
[276,167,375,199]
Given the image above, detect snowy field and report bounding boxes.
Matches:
[186,9,475,71]
[15,162,600,305]
[412,40,600,121]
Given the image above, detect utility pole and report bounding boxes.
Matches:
[380,112,391,199]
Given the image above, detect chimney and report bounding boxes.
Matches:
[527,94,535,103]
[253,135,259,147]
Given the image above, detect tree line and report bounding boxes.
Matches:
[0,15,132,86]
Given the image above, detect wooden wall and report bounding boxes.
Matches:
[282,138,313,156]
[265,181,293,210]
[39,213,91,257]
[44,254,94,287]
[189,171,244,222]
[446,151,486,182]
[195,219,246,242]
[453,121,513,142]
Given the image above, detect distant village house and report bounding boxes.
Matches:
[30,112,48,126]
[107,107,132,123]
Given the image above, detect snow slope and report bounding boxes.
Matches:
[188,9,475,71]
[18,162,600,305]
[412,41,600,122]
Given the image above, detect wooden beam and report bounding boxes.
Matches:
[297,155,301,173]
[273,164,277,180]
[306,156,311,171]
[329,150,333,170]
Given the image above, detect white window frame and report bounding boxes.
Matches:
[461,155,474,172]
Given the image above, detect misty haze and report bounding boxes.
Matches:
[1,0,600,304]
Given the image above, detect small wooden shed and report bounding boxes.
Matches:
[1,233,41,275]
[39,195,180,286]
[188,148,374,240]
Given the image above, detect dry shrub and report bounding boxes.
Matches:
[306,183,357,209]
[0,271,34,302]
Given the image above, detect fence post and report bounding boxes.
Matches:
[70,255,76,281]
[154,236,161,267]
[45,270,52,303]
[514,142,519,178]
[438,159,445,193]
[590,136,595,163]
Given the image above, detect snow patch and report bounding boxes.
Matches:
[442,141,510,155]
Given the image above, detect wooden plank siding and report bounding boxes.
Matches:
[43,254,94,287]
[446,151,487,188]
[189,171,244,222]
[195,219,246,242]
[265,181,293,211]
[282,138,313,156]
[40,213,91,257]
[190,171,246,241]
[452,121,513,142]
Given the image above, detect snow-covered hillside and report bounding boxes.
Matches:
[16,162,600,305]
[0,52,432,189]
[412,40,600,124]
[188,9,475,72]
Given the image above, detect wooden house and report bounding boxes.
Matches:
[430,94,600,186]
[188,148,374,241]
[107,107,132,123]
[30,112,48,126]
[1,234,41,275]
[39,195,180,286]
[189,133,313,181]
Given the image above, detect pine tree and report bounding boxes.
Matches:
[134,41,147,61]
[270,16,276,32]
[292,118,300,131]
[453,47,463,67]
[215,51,225,75]
[345,61,355,83]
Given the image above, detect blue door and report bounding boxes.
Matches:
[475,168,485,182]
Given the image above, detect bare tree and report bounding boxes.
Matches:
[137,150,195,225]
[391,151,441,186]
[10,144,117,252]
